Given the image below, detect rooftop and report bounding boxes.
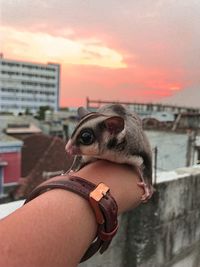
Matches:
[12,133,73,200]
[6,123,41,134]
[0,115,41,132]
[0,133,23,147]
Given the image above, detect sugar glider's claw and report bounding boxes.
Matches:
[137,182,153,203]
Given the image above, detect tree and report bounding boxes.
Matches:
[25,108,32,115]
[35,106,52,120]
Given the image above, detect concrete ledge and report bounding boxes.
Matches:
[0,200,24,219]
[81,166,200,267]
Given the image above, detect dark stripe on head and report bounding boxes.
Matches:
[107,137,127,151]
[71,112,105,138]
[107,138,118,149]
[116,138,127,151]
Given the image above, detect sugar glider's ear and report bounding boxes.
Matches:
[104,116,124,134]
[77,107,90,119]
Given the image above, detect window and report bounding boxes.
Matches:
[1,71,20,76]
[1,61,20,67]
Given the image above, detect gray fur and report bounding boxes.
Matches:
[98,104,152,183]
[66,104,153,197]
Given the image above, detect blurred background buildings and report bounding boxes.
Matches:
[1,59,200,201]
[0,54,60,114]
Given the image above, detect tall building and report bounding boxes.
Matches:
[0,55,60,114]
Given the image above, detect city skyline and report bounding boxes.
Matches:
[1,0,200,108]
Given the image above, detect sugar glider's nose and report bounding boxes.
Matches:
[65,139,81,155]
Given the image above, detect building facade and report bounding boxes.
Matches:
[0,55,60,114]
[0,133,23,197]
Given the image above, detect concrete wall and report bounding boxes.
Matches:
[146,130,188,172]
[80,166,200,267]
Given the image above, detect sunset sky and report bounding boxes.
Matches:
[0,0,200,107]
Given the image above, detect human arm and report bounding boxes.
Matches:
[0,160,144,267]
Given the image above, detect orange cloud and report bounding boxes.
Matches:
[0,26,127,69]
[59,63,181,107]
[169,86,181,91]
[0,23,188,108]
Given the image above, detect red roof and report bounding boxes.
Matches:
[11,134,73,199]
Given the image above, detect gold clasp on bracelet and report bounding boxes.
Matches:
[89,183,110,224]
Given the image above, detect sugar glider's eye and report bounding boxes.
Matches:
[79,129,95,145]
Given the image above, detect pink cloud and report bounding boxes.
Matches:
[1,0,200,108]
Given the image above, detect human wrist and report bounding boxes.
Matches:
[23,159,143,263]
[74,160,143,214]
[37,159,143,213]
[24,166,120,262]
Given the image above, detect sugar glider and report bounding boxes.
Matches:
[65,104,153,202]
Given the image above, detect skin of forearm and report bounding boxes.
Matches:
[0,188,97,267]
[0,160,143,267]
[76,160,144,213]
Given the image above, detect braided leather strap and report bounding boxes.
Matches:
[24,176,119,262]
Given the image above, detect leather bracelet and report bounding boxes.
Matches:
[24,176,119,262]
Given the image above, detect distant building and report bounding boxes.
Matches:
[0,133,23,197]
[86,98,200,130]
[86,98,200,115]
[0,114,42,140]
[0,114,40,132]
[43,109,78,139]
[12,134,72,200]
[0,55,60,114]
[140,111,175,122]
[5,123,42,140]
